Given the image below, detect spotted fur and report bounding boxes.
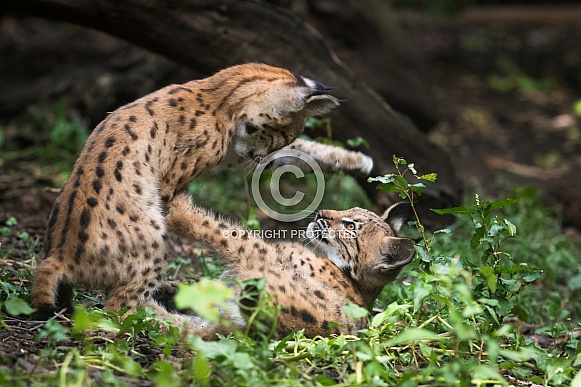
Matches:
[166,193,415,339]
[31,63,373,325]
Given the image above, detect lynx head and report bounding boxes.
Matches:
[218,63,339,161]
[307,203,415,290]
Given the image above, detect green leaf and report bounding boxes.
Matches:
[346,136,370,149]
[384,328,444,347]
[571,368,581,386]
[4,297,35,316]
[393,155,407,166]
[498,346,537,362]
[419,173,437,182]
[370,303,412,329]
[5,217,17,227]
[432,204,478,215]
[230,352,254,370]
[190,336,238,359]
[72,307,94,334]
[415,245,433,263]
[471,365,506,384]
[120,357,143,377]
[367,175,393,184]
[488,198,519,210]
[471,226,485,249]
[479,266,497,293]
[192,352,211,385]
[410,183,425,196]
[503,218,517,236]
[36,319,69,341]
[152,361,180,385]
[316,375,337,386]
[175,279,235,322]
[343,303,369,320]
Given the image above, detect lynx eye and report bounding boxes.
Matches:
[246,124,259,134]
[342,220,355,231]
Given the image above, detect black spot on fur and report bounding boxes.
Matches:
[122,146,130,156]
[189,118,197,130]
[78,231,89,243]
[114,161,123,182]
[150,123,157,139]
[98,151,107,163]
[124,124,138,141]
[105,136,116,147]
[79,209,91,229]
[290,306,299,317]
[87,197,98,207]
[96,166,105,178]
[116,204,125,215]
[145,99,157,116]
[300,309,316,324]
[92,180,102,194]
[74,245,85,264]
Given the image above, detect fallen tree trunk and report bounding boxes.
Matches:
[1,0,460,204]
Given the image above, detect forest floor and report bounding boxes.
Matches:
[0,6,580,383]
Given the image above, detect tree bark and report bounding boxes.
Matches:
[1,0,460,204]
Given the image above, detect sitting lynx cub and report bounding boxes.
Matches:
[32,63,373,325]
[166,193,415,339]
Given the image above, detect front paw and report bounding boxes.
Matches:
[167,193,193,217]
[353,153,373,175]
[166,193,195,232]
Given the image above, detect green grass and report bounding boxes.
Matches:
[1,159,580,386]
[0,110,579,385]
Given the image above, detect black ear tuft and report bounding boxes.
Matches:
[382,202,411,234]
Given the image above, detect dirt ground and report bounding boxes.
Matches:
[0,6,580,381]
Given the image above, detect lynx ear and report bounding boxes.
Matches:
[375,236,415,271]
[303,94,340,116]
[296,75,340,116]
[381,202,411,234]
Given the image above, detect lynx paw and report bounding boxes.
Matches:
[166,193,195,231]
[167,193,192,215]
[353,153,373,175]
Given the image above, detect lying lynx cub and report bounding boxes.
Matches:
[165,193,415,339]
[32,63,373,325]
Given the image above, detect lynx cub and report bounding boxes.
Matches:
[166,193,415,339]
[32,63,373,326]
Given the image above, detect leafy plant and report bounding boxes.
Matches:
[1,155,580,385]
